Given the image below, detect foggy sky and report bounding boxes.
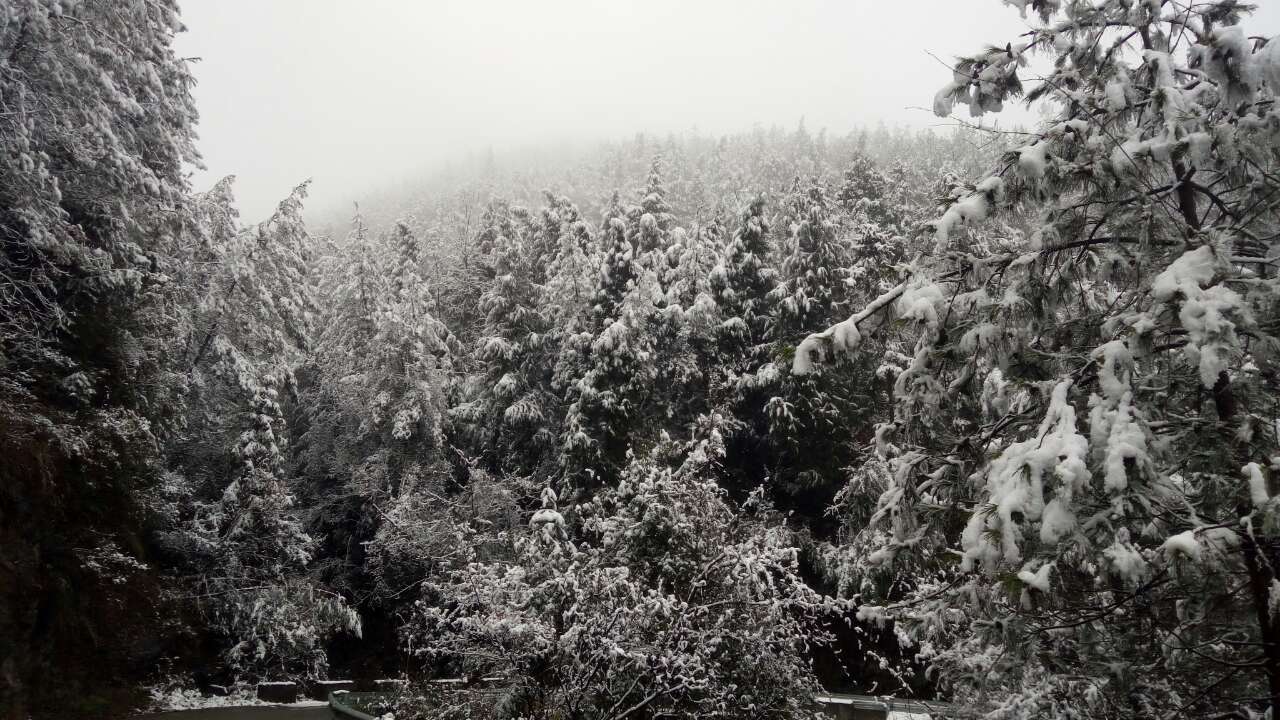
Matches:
[174,0,1280,222]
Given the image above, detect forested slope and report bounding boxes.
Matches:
[3,1,1280,719]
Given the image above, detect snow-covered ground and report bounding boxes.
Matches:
[146,685,328,712]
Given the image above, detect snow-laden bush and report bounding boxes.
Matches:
[405,432,840,720]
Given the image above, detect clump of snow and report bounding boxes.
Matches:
[1092,340,1132,403]
[1104,70,1130,111]
[1162,527,1241,566]
[856,605,890,627]
[792,335,824,376]
[1040,498,1076,546]
[1152,246,1244,387]
[1186,132,1213,165]
[933,68,971,117]
[1161,530,1202,562]
[1002,0,1030,18]
[830,317,862,354]
[1017,142,1048,181]
[934,177,1004,248]
[1110,136,1147,175]
[961,379,1091,570]
[1101,393,1146,492]
[1103,529,1150,588]
[1245,462,1269,508]
[1017,561,1053,592]
[1152,246,1218,301]
[530,508,564,527]
[896,280,945,329]
[1085,343,1152,499]
[1144,50,1176,90]
[792,279,911,375]
[1192,26,1260,107]
[981,367,1010,419]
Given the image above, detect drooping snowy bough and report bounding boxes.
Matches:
[797,2,1280,717]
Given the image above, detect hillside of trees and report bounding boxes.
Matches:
[3,1,1280,719]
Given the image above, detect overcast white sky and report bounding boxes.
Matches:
[174,0,1280,222]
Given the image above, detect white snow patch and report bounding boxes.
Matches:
[1017,562,1054,592]
[1246,462,1269,508]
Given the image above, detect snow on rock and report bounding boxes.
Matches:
[148,685,264,711]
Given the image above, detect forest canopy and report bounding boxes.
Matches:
[2,1,1280,719]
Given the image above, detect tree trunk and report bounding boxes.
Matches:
[1242,530,1280,717]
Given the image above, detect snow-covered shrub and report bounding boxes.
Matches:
[406,435,839,719]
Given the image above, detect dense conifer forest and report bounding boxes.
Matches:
[3,1,1280,718]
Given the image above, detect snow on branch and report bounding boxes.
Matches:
[791,277,911,375]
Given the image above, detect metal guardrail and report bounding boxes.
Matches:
[814,692,960,718]
[327,692,382,720]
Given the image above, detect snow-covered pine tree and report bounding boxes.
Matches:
[654,218,726,430]
[365,220,454,464]
[762,184,872,508]
[184,180,318,388]
[543,196,598,330]
[0,1,201,710]
[455,200,557,475]
[166,183,364,680]
[184,372,360,680]
[703,198,784,493]
[593,191,640,324]
[288,206,389,596]
[711,197,778,363]
[561,260,664,490]
[168,181,322,562]
[772,183,853,339]
[631,155,677,259]
[799,2,1280,716]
